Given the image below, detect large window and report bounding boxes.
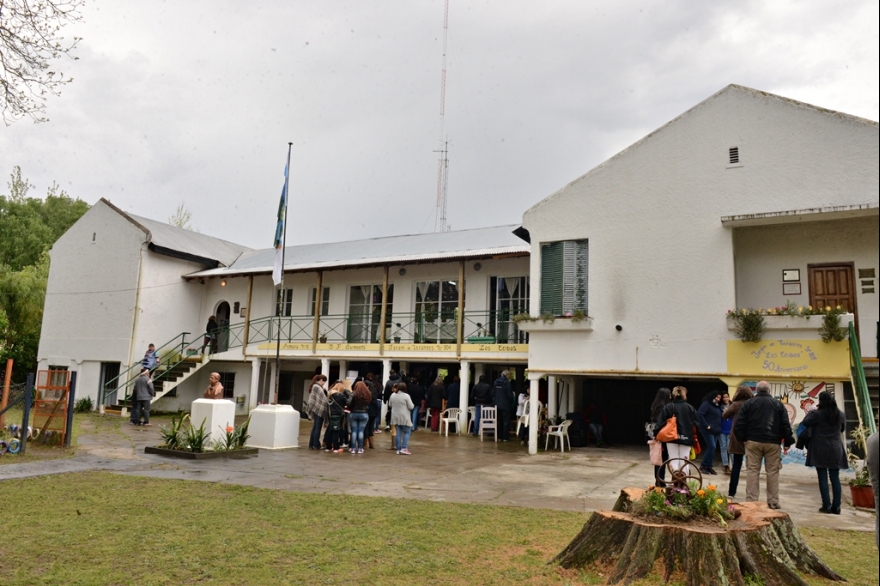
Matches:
[540,240,588,316]
[347,285,393,343]
[415,280,459,343]
[275,288,293,317]
[490,276,529,343]
[310,287,330,316]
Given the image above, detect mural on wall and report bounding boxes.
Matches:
[739,380,835,429]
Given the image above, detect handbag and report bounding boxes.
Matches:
[692,427,701,455]
[656,415,678,443]
[648,440,663,466]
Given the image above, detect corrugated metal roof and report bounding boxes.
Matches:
[130,213,251,267]
[187,224,529,278]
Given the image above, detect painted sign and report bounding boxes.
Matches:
[255,342,528,354]
[726,339,849,379]
[736,379,838,430]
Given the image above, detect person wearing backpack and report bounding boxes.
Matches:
[493,371,515,441]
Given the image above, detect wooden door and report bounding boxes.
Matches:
[808,263,858,331]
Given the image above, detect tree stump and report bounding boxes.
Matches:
[553,487,843,586]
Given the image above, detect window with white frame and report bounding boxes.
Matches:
[275,288,293,317]
[540,240,588,316]
[489,276,529,343]
[415,280,459,343]
[347,285,393,342]
[309,287,330,316]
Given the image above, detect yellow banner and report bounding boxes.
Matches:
[726,339,850,378]
[255,342,528,353]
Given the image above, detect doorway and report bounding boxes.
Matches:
[215,301,231,352]
[808,263,858,333]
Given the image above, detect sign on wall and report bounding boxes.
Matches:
[736,379,838,430]
[726,339,849,379]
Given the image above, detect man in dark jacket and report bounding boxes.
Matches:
[366,372,383,433]
[697,392,723,475]
[734,381,795,509]
[471,375,492,436]
[408,377,426,431]
[493,371,515,441]
[382,370,401,430]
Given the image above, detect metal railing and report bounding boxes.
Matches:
[101,331,191,407]
[849,321,876,435]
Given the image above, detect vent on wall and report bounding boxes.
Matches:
[729,147,740,165]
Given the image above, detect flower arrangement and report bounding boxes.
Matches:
[159,414,251,453]
[512,310,589,324]
[631,482,736,526]
[727,301,849,343]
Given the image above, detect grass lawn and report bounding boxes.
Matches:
[0,472,876,586]
[0,409,106,465]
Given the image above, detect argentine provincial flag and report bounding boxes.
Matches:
[272,164,289,286]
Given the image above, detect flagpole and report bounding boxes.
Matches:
[274,142,293,405]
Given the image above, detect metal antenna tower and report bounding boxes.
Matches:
[434,0,450,233]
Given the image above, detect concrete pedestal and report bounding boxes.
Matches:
[246,404,300,449]
[190,399,236,446]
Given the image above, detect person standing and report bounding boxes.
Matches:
[801,391,848,514]
[734,380,795,509]
[655,386,698,473]
[493,371,515,441]
[347,382,372,454]
[305,375,328,450]
[719,393,732,474]
[390,382,415,455]
[647,388,672,486]
[426,376,446,432]
[131,368,155,426]
[382,370,402,431]
[203,372,224,399]
[697,392,723,475]
[365,372,383,434]
[446,375,461,414]
[201,315,220,354]
[407,376,425,432]
[866,431,879,548]
[471,375,493,436]
[723,385,753,499]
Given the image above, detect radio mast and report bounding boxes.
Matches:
[434,0,450,232]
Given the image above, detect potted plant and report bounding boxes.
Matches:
[318,332,327,343]
[846,425,875,509]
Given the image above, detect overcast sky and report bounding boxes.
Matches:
[3,0,878,249]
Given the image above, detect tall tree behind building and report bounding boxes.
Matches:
[0,166,89,380]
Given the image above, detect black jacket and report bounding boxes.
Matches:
[733,391,795,447]
[408,382,425,407]
[472,381,493,405]
[656,399,698,446]
[697,399,723,436]
[383,374,401,403]
[427,383,446,409]
[493,377,514,412]
[802,408,848,469]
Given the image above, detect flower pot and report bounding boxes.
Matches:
[849,485,875,508]
[319,337,327,344]
[393,337,401,343]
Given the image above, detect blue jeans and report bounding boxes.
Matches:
[719,433,730,466]
[309,414,324,449]
[728,453,744,497]
[473,405,483,436]
[411,406,420,431]
[372,399,383,431]
[817,467,842,511]
[396,425,412,450]
[701,433,718,469]
[349,412,369,451]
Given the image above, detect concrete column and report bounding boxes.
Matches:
[321,358,330,381]
[248,357,261,411]
[459,360,470,431]
[474,362,485,383]
[567,377,576,414]
[548,375,557,421]
[339,360,348,382]
[528,371,543,455]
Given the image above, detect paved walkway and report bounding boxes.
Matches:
[1,416,875,532]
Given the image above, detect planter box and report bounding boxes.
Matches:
[850,485,875,509]
[517,317,593,332]
[726,313,854,332]
[144,446,259,460]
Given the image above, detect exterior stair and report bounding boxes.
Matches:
[107,355,209,413]
[863,358,879,430]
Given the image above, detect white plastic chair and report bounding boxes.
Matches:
[545,419,572,452]
[515,399,543,436]
[479,406,497,442]
[440,408,461,436]
[466,406,476,433]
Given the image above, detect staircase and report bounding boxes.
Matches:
[863,358,879,430]
[105,355,209,414]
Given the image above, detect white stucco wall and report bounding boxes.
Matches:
[734,216,879,356]
[521,86,879,375]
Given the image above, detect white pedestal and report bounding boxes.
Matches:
[246,404,300,449]
[190,399,237,446]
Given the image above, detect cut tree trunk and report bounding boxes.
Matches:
[553,487,843,586]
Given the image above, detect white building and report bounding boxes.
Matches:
[37,84,878,454]
[518,84,878,449]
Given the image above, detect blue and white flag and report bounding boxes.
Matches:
[272,164,289,286]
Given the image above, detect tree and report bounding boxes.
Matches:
[0,0,84,124]
[168,203,198,232]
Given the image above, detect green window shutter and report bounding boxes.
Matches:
[541,242,563,315]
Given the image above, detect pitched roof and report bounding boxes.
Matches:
[101,198,251,267]
[187,224,529,278]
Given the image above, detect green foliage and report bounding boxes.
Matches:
[631,482,735,526]
[728,308,766,343]
[183,417,211,453]
[727,302,850,344]
[234,416,251,449]
[158,414,188,450]
[847,425,871,487]
[0,167,89,381]
[820,307,848,343]
[73,396,92,412]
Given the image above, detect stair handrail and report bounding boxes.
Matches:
[849,322,876,435]
[101,331,191,406]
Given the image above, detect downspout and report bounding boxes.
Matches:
[124,244,146,413]
[242,275,254,354]
[311,270,323,354]
[456,260,465,359]
[379,265,389,355]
